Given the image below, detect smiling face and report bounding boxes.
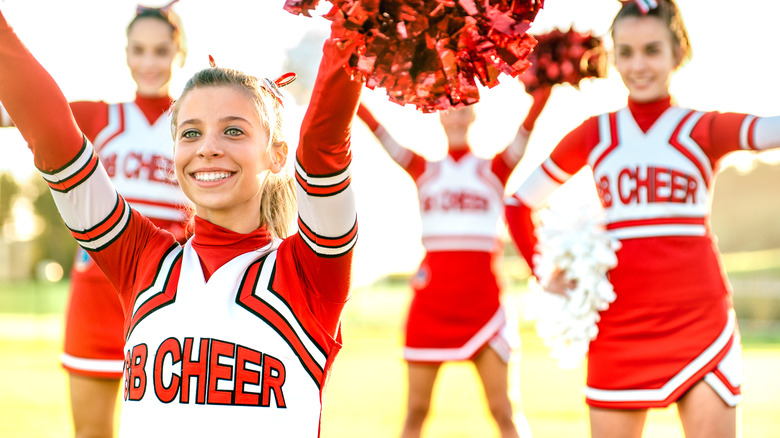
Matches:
[173,85,285,233]
[612,15,680,103]
[126,17,180,97]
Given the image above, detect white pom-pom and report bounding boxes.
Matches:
[525,200,621,368]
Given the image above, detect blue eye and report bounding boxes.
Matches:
[225,127,243,136]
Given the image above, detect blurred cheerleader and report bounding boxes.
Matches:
[505,1,780,437]
[358,85,550,438]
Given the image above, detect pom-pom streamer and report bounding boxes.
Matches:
[524,202,621,369]
[519,27,606,94]
[284,0,544,112]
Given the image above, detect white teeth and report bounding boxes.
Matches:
[193,171,232,182]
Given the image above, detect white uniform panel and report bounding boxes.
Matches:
[417,154,505,252]
[95,102,188,223]
[589,107,712,239]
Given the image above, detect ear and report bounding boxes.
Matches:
[268,141,288,174]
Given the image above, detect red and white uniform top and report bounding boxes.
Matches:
[0,12,361,437]
[78,98,188,225]
[508,96,780,305]
[416,153,507,252]
[372,120,528,254]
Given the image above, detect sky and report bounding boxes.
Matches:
[1,0,780,286]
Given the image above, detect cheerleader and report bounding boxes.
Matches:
[505,1,780,437]
[357,86,549,438]
[0,7,360,437]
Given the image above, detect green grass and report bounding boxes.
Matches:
[0,280,69,314]
[1,265,779,437]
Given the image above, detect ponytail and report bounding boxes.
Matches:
[260,172,297,239]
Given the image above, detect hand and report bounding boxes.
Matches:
[541,267,577,297]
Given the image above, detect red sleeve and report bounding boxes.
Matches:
[0,12,83,171]
[550,116,600,175]
[505,197,538,272]
[289,34,362,337]
[690,111,750,165]
[69,101,110,144]
[296,38,361,174]
[491,154,513,186]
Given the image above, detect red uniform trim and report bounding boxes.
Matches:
[746,116,759,150]
[669,110,710,186]
[294,167,351,197]
[95,103,126,152]
[297,217,358,251]
[606,216,706,230]
[68,196,128,242]
[236,255,325,388]
[126,247,182,339]
[592,112,619,171]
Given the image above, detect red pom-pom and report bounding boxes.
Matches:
[284,0,543,112]
[519,27,607,94]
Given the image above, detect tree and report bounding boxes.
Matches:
[30,177,76,276]
[0,171,20,232]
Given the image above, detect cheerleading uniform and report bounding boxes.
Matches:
[0,12,360,437]
[359,106,531,363]
[505,95,780,408]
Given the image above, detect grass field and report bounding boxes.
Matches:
[1,280,779,437]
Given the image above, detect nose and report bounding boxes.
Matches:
[630,53,649,72]
[196,133,224,158]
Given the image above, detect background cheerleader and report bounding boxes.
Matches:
[505,1,780,436]
[357,85,550,437]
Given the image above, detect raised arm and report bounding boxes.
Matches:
[287,23,363,335]
[356,102,427,179]
[0,12,83,168]
[491,86,551,184]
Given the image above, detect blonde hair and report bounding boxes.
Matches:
[171,67,297,239]
[610,0,692,68]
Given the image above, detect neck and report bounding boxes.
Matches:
[137,85,170,99]
[194,208,262,235]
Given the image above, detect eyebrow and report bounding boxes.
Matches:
[219,116,252,124]
[178,116,252,129]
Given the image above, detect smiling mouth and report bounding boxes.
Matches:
[193,171,233,182]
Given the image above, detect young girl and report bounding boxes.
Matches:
[1,4,189,436]
[505,1,780,437]
[0,7,360,437]
[357,88,549,438]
